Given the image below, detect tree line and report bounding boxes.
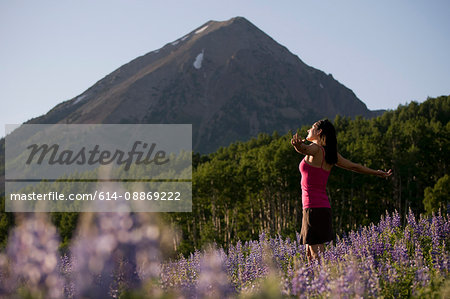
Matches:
[0,96,449,255]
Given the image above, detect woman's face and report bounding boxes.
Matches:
[306,122,322,141]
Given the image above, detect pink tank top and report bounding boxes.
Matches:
[299,146,331,209]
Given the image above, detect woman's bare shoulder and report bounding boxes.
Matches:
[304,143,321,156]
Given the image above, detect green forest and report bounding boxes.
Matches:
[1,95,449,256]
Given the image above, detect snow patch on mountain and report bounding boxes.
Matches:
[193,50,204,69]
[73,94,87,105]
[195,25,208,34]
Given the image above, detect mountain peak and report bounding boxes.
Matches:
[219,16,254,26]
[28,17,380,153]
[185,16,259,40]
[204,16,253,27]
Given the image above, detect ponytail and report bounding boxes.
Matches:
[317,119,338,165]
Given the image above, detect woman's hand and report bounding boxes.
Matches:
[376,169,393,178]
[291,133,305,149]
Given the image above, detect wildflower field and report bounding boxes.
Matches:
[0,210,449,298]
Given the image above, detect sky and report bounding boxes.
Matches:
[1,0,449,135]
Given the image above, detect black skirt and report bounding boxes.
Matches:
[300,208,334,245]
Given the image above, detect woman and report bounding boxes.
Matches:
[291,119,392,261]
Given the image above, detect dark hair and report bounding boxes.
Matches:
[316,119,338,165]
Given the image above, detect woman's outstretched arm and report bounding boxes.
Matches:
[336,153,392,178]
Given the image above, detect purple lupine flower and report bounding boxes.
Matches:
[330,235,349,263]
[428,212,446,271]
[391,239,409,266]
[418,213,429,235]
[244,240,268,285]
[360,254,380,297]
[382,261,399,285]
[259,231,267,245]
[291,265,312,298]
[442,249,450,274]
[134,219,162,282]
[175,255,197,295]
[160,249,201,296]
[71,213,126,298]
[295,232,308,261]
[378,211,391,232]
[71,209,161,298]
[5,214,64,298]
[296,232,301,248]
[330,259,363,298]
[415,266,430,288]
[309,264,330,297]
[225,240,244,290]
[368,226,385,261]
[413,241,424,268]
[431,211,444,245]
[235,241,245,282]
[269,235,294,272]
[195,249,236,298]
[407,209,419,245]
[392,210,401,229]
[443,210,450,237]
[59,254,76,298]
